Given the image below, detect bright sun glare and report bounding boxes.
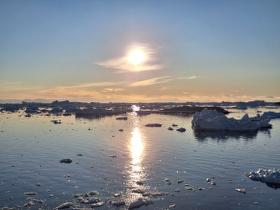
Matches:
[126,46,147,66]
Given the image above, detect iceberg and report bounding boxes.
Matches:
[262,111,280,119]
[247,168,280,188]
[192,109,271,131]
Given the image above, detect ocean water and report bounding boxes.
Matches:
[0,110,280,210]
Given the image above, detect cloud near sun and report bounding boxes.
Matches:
[96,44,162,72]
[129,75,198,87]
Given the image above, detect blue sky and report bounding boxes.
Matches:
[0,0,279,102]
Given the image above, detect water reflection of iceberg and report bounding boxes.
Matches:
[193,129,271,141]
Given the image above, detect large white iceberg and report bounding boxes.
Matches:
[192,109,271,131]
[247,168,280,187]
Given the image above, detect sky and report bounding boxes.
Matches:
[0,0,280,102]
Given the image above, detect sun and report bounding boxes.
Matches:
[126,46,148,66]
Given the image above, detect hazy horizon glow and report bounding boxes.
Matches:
[0,0,280,102]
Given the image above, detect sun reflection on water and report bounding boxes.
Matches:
[125,112,148,202]
[130,126,143,166]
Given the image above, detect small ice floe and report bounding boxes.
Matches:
[131,188,168,198]
[55,202,74,209]
[60,159,72,164]
[116,116,128,120]
[128,198,153,209]
[1,207,13,210]
[177,180,184,184]
[132,188,145,194]
[174,188,180,192]
[85,190,100,197]
[76,196,89,204]
[176,127,186,132]
[145,123,162,127]
[142,191,168,197]
[206,178,216,185]
[51,119,62,124]
[192,109,271,131]
[26,198,44,204]
[262,111,280,120]
[111,200,125,207]
[172,124,178,127]
[74,193,83,198]
[235,188,246,194]
[91,201,104,207]
[109,155,117,158]
[210,181,216,185]
[24,201,35,208]
[169,203,176,208]
[74,191,103,207]
[247,168,280,188]
[112,192,121,197]
[64,174,71,178]
[163,178,172,185]
[24,192,37,196]
[168,127,174,131]
[118,129,124,132]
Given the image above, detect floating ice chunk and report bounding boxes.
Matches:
[55,202,74,209]
[247,168,280,187]
[145,123,162,127]
[116,116,128,120]
[176,127,186,132]
[235,188,246,193]
[192,109,271,131]
[60,158,72,164]
[24,192,37,196]
[128,198,153,209]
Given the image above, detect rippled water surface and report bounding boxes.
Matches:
[1,110,280,209]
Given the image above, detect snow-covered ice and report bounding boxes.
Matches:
[192,109,271,131]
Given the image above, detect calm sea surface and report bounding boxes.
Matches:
[0,108,280,210]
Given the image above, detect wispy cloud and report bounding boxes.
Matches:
[96,44,162,73]
[97,58,162,73]
[0,75,201,102]
[102,88,124,93]
[129,76,172,87]
[51,81,125,90]
[174,75,198,80]
[129,75,198,87]
[185,75,197,80]
[1,80,279,103]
